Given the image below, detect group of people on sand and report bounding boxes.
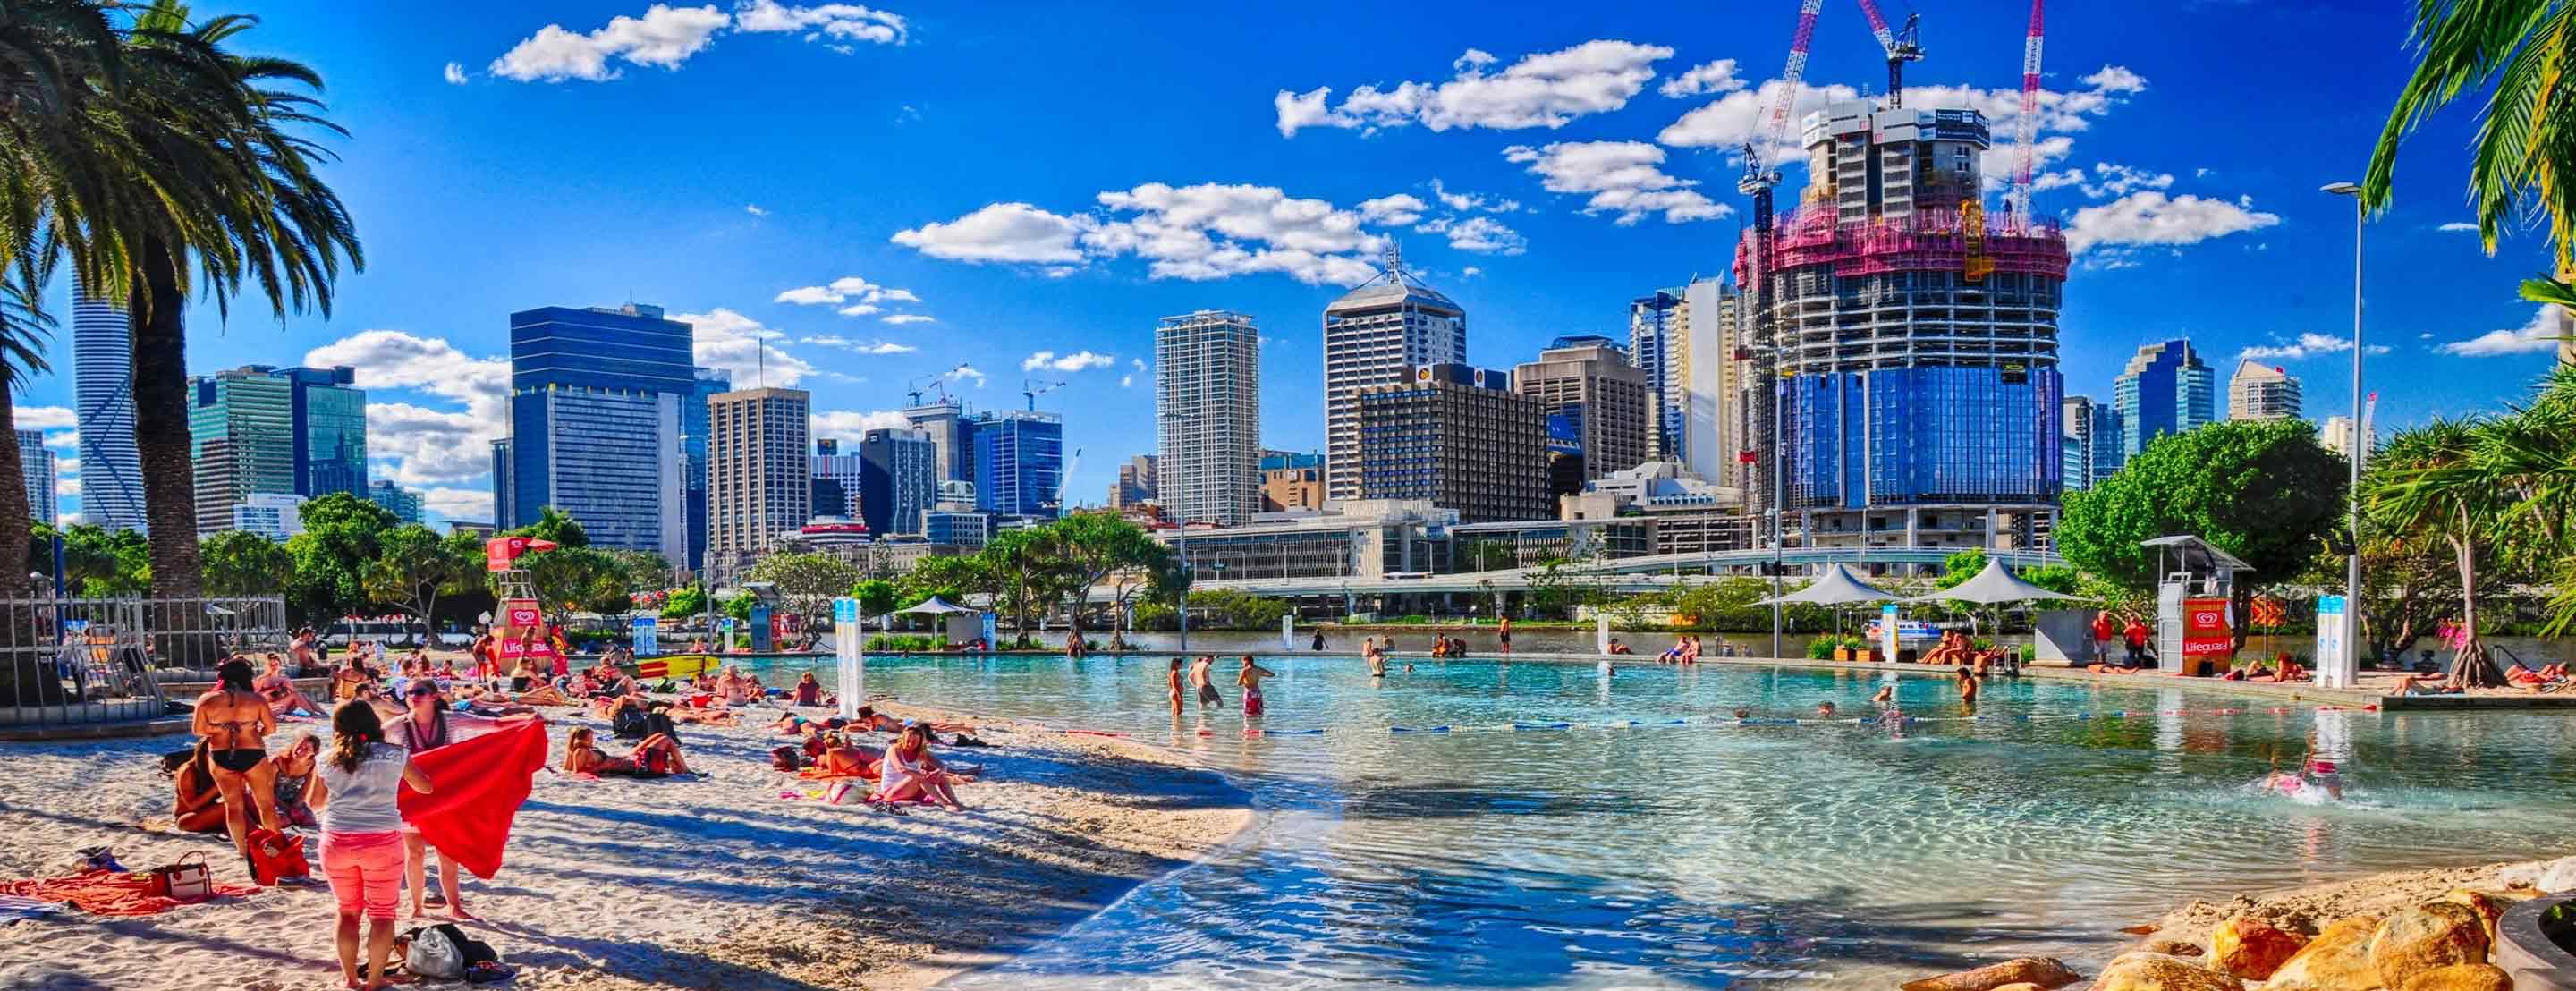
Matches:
[1166,655,1275,716]
[772,703,983,809]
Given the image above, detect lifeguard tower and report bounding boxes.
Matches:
[2140,536,2250,676]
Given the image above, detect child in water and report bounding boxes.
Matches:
[2258,759,2345,802]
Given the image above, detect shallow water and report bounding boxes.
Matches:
[746,652,2576,988]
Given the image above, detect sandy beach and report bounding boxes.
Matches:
[0,698,1252,991]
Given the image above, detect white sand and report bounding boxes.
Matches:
[0,699,1251,990]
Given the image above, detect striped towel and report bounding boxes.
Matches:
[0,894,62,924]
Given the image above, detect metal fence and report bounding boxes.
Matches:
[0,596,289,729]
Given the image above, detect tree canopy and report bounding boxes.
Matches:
[2057,419,2347,590]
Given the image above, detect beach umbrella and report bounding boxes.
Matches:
[1902,559,2080,606]
[894,597,976,615]
[1753,563,1902,643]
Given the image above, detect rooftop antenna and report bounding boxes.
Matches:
[1383,241,1408,285]
[756,338,767,389]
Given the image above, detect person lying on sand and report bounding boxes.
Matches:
[2505,661,2570,690]
[810,733,880,779]
[851,705,973,735]
[2394,673,2463,696]
[564,726,691,778]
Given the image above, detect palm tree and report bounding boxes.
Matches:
[2364,419,2513,688]
[2366,0,2576,325]
[0,277,52,595]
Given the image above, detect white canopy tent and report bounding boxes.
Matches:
[1752,563,1902,606]
[1903,559,2083,606]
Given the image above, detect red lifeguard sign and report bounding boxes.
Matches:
[485,536,560,572]
[2182,598,2234,657]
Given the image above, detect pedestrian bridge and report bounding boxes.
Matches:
[1093,546,2064,600]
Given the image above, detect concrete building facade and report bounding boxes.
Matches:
[1513,339,1652,484]
[1156,310,1261,525]
[1353,364,1549,523]
[706,387,811,577]
[2227,359,2303,421]
[1323,250,1465,501]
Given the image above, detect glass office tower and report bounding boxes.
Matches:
[505,303,693,562]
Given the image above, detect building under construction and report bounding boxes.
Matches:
[1736,97,2071,556]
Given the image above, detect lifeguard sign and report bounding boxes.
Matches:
[2182,598,2234,662]
[485,536,560,572]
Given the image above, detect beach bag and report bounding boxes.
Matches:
[245,827,309,885]
[769,746,803,771]
[610,703,651,740]
[145,852,212,903]
[822,781,866,806]
[403,922,498,980]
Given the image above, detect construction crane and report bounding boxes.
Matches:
[1021,378,1064,412]
[2010,0,2046,220]
[1853,1,1924,107]
[906,362,971,405]
[1740,0,1823,626]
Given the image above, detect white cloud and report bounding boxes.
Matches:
[55,455,77,472]
[1658,66,2150,182]
[366,402,499,487]
[732,1,906,46]
[798,335,915,355]
[812,409,911,438]
[2082,65,2148,94]
[2437,222,2479,233]
[421,487,494,521]
[2195,167,2212,179]
[15,406,74,430]
[2080,162,2174,199]
[442,62,469,85]
[1276,40,1674,137]
[891,202,1091,264]
[2064,191,2280,254]
[487,4,733,82]
[836,303,881,317]
[881,313,935,326]
[304,330,511,420]
[2440,306,2569,356]
[1444,216,1527,255]
[1129,358,1147,372]
[775,275,921,309]
[1657,58,1743,98]
[1119,375,1133,388]
[42,430,76,449]
[2238,333,2389,361]
[949,365,986,387]
[745,203,769,216]
[1021,350,1115,373]
[1462,266,1484,277]
[1428,178,1519,213]
[673,308,818,385]
[55,478,78,497]
[1504,141,1730,224]
[1359,194,1428,226]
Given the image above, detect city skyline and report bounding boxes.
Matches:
[10,0,2571,528]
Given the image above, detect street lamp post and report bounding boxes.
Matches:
[2323,181,2366,685]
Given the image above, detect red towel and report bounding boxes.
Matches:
[398,720,548,880]
[0,870,257,916]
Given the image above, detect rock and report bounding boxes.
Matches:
[2440,890,2509,943]
[2091,951,2244,991]
[1990,984,2047,991]
[2143,938,2205,957]
[2397,963,2514,991]
[1900,957,2085,991]
[2368,902,2492,989]
[2497,855,2576,894]
[2208,915,2308,980]
[2266,915,2384,991]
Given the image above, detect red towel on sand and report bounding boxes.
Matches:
[0,870,257,916]
[398,721,547,880]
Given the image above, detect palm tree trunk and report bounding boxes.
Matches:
[0,392,33,595]
[130,238,204,601]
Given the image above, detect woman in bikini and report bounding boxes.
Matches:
[193,659,286,877]
[872,724,972,809]
[563,726,691,777]
[812,733,881,778]
[254,654,327,717]
[1165,658,1185,716]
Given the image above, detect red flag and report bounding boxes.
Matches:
[397,721,548,879]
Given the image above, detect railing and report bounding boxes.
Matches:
[0,596,289,729]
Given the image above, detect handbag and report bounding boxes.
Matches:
[147,852,213,903]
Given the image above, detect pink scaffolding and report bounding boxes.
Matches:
[1734,205,2071,284]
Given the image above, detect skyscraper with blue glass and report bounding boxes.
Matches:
[967,411,1063,520]
[682,367,731,571]
[189,364,366,534]
[71,284,146,532]
[500,303,693,563]
[2112,338,2216,460]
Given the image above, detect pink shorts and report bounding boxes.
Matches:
[320,830,404,919]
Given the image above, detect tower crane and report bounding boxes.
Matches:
[1853,1,1924,108]
[1740,0,1823,585]
[1021,378,1065,412]
[907,362,971,405]
[2010,0,2046,221]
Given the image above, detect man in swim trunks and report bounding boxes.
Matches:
[1237,656,1275,716]
[1189,656,1221,709]
[1497,617,1513,654]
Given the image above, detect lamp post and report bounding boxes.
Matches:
[2322,181,2365,684]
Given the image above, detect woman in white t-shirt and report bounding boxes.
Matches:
[309,699,433,991]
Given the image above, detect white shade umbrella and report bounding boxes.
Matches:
[894,597,976,615]
[1903,559,2081,605]
[1754,563,1902,606]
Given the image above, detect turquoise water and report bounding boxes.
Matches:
[750,652,2576,988]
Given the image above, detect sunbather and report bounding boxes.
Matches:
[803,733,880,779]
[2505,660,2569,689]
[2394,673,2463,695]
[871,723,973,809]
[563,726,690,777]
[270,733,322,829]
[254,655,327,717]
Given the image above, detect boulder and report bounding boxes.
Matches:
[2091,951,2244,991]
[2266,915,2384,991]
[1900,957,2084,991]
[2368,902,2492,989]
[2440,890,2509,943]
[2208,915,2307,979]
[2143,938,2205,957]
[2397,963,2514,991]
[2498,855,2576,894]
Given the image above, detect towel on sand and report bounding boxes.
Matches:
[398,721,548,880]
[0,871,257,916]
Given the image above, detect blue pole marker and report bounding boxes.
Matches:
[1513,722,1572,731]
[1266,728,1326,735]
[1390,725,1451,734]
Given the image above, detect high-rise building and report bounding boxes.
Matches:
[1630,289,1686,462]
[2320,414,2376,461]
[859,427,936,536]
[1259,451,1324,512]
[366,479,423,524]
[17,429,55,526]
[71,284,145,532]
[1107,454,1157,510]
[706,387,811,576]
[189,365,367,535]
[815,438,839,457]
[504,303,693,562]
[1744,99,2070,550]
[1513,339,1652,484]
[925,510,993,548]
[2061,395,2128,492]
[967,410,1063,519]
[1679,278,1747,488]
[1353,364,1549,523]
[681,367,731,572]
[904,398,970,483]
[1323,248,1465,501]
[2227,360,2302,421]
[231,492,307,542]
[1157,309,1262,525]
[489,438,514,530]
[811,453,863,520]
[2113,338,2216,459]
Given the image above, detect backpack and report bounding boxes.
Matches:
[245,827,309,885]
[644,710,681,741]
[403,922,497,980]
[610,704,651,740]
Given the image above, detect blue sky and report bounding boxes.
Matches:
[21,0,2572,526]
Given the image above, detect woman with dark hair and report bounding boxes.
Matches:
[385,681,537,919]
[309,699,433,991]
[192,658,284,876]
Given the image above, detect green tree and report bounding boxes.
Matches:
[979,528,1067,634]
[509,505,589,547]
[199,529,292,597]
[57,522,148,597]
[849,578,899,617]
[284,492,398,621]
[1036,514,1167,646]
[602,548,671,595]
[0,281,53,597]
[660,582,706,620]
[361,525,479,634]
[521,545,631,616]
[897,554,993,609]
[743,551,869,616]
[2058,419,2346,641]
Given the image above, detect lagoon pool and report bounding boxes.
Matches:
[748,652,2576,988]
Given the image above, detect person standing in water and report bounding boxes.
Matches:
[1496,616,1513,655]
[1189,656,1222,710]
[1368,648,1387,680]
[1165,658,1184,716]
[1310,631,1326,651]
[1237,656,1275,716]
